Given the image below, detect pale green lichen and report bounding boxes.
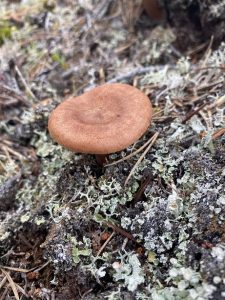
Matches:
[71,237,92,265]
[113,253,145,292]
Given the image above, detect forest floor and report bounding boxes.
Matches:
[0,1,225,299]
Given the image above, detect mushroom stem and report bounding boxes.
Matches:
[95,154,107,166]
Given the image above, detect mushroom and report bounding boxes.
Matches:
[48,83,152,165]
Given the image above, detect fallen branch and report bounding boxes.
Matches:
[107,65,169,84]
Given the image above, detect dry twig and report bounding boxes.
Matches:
[107,65,168,84]
[182,103,207,124]
[105,222,139,244]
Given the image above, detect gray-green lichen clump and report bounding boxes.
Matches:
[0,0,225,299]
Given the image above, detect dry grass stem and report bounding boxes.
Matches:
[0,276,7,290]
[1,269,20,300]
[95,232,115,257]
[14,65,36,101]
[212,128,225,140]
[106,133,156,167]
[125,132,159,185]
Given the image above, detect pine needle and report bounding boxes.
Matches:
[1,269,20,300]
[124,132,159,185]
[105,133,156,167]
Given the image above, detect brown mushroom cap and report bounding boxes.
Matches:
[48,83,153,154]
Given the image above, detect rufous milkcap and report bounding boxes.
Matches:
[48,83,153,155]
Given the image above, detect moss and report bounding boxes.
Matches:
[0,21,15,45]
[51,51,68,69]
